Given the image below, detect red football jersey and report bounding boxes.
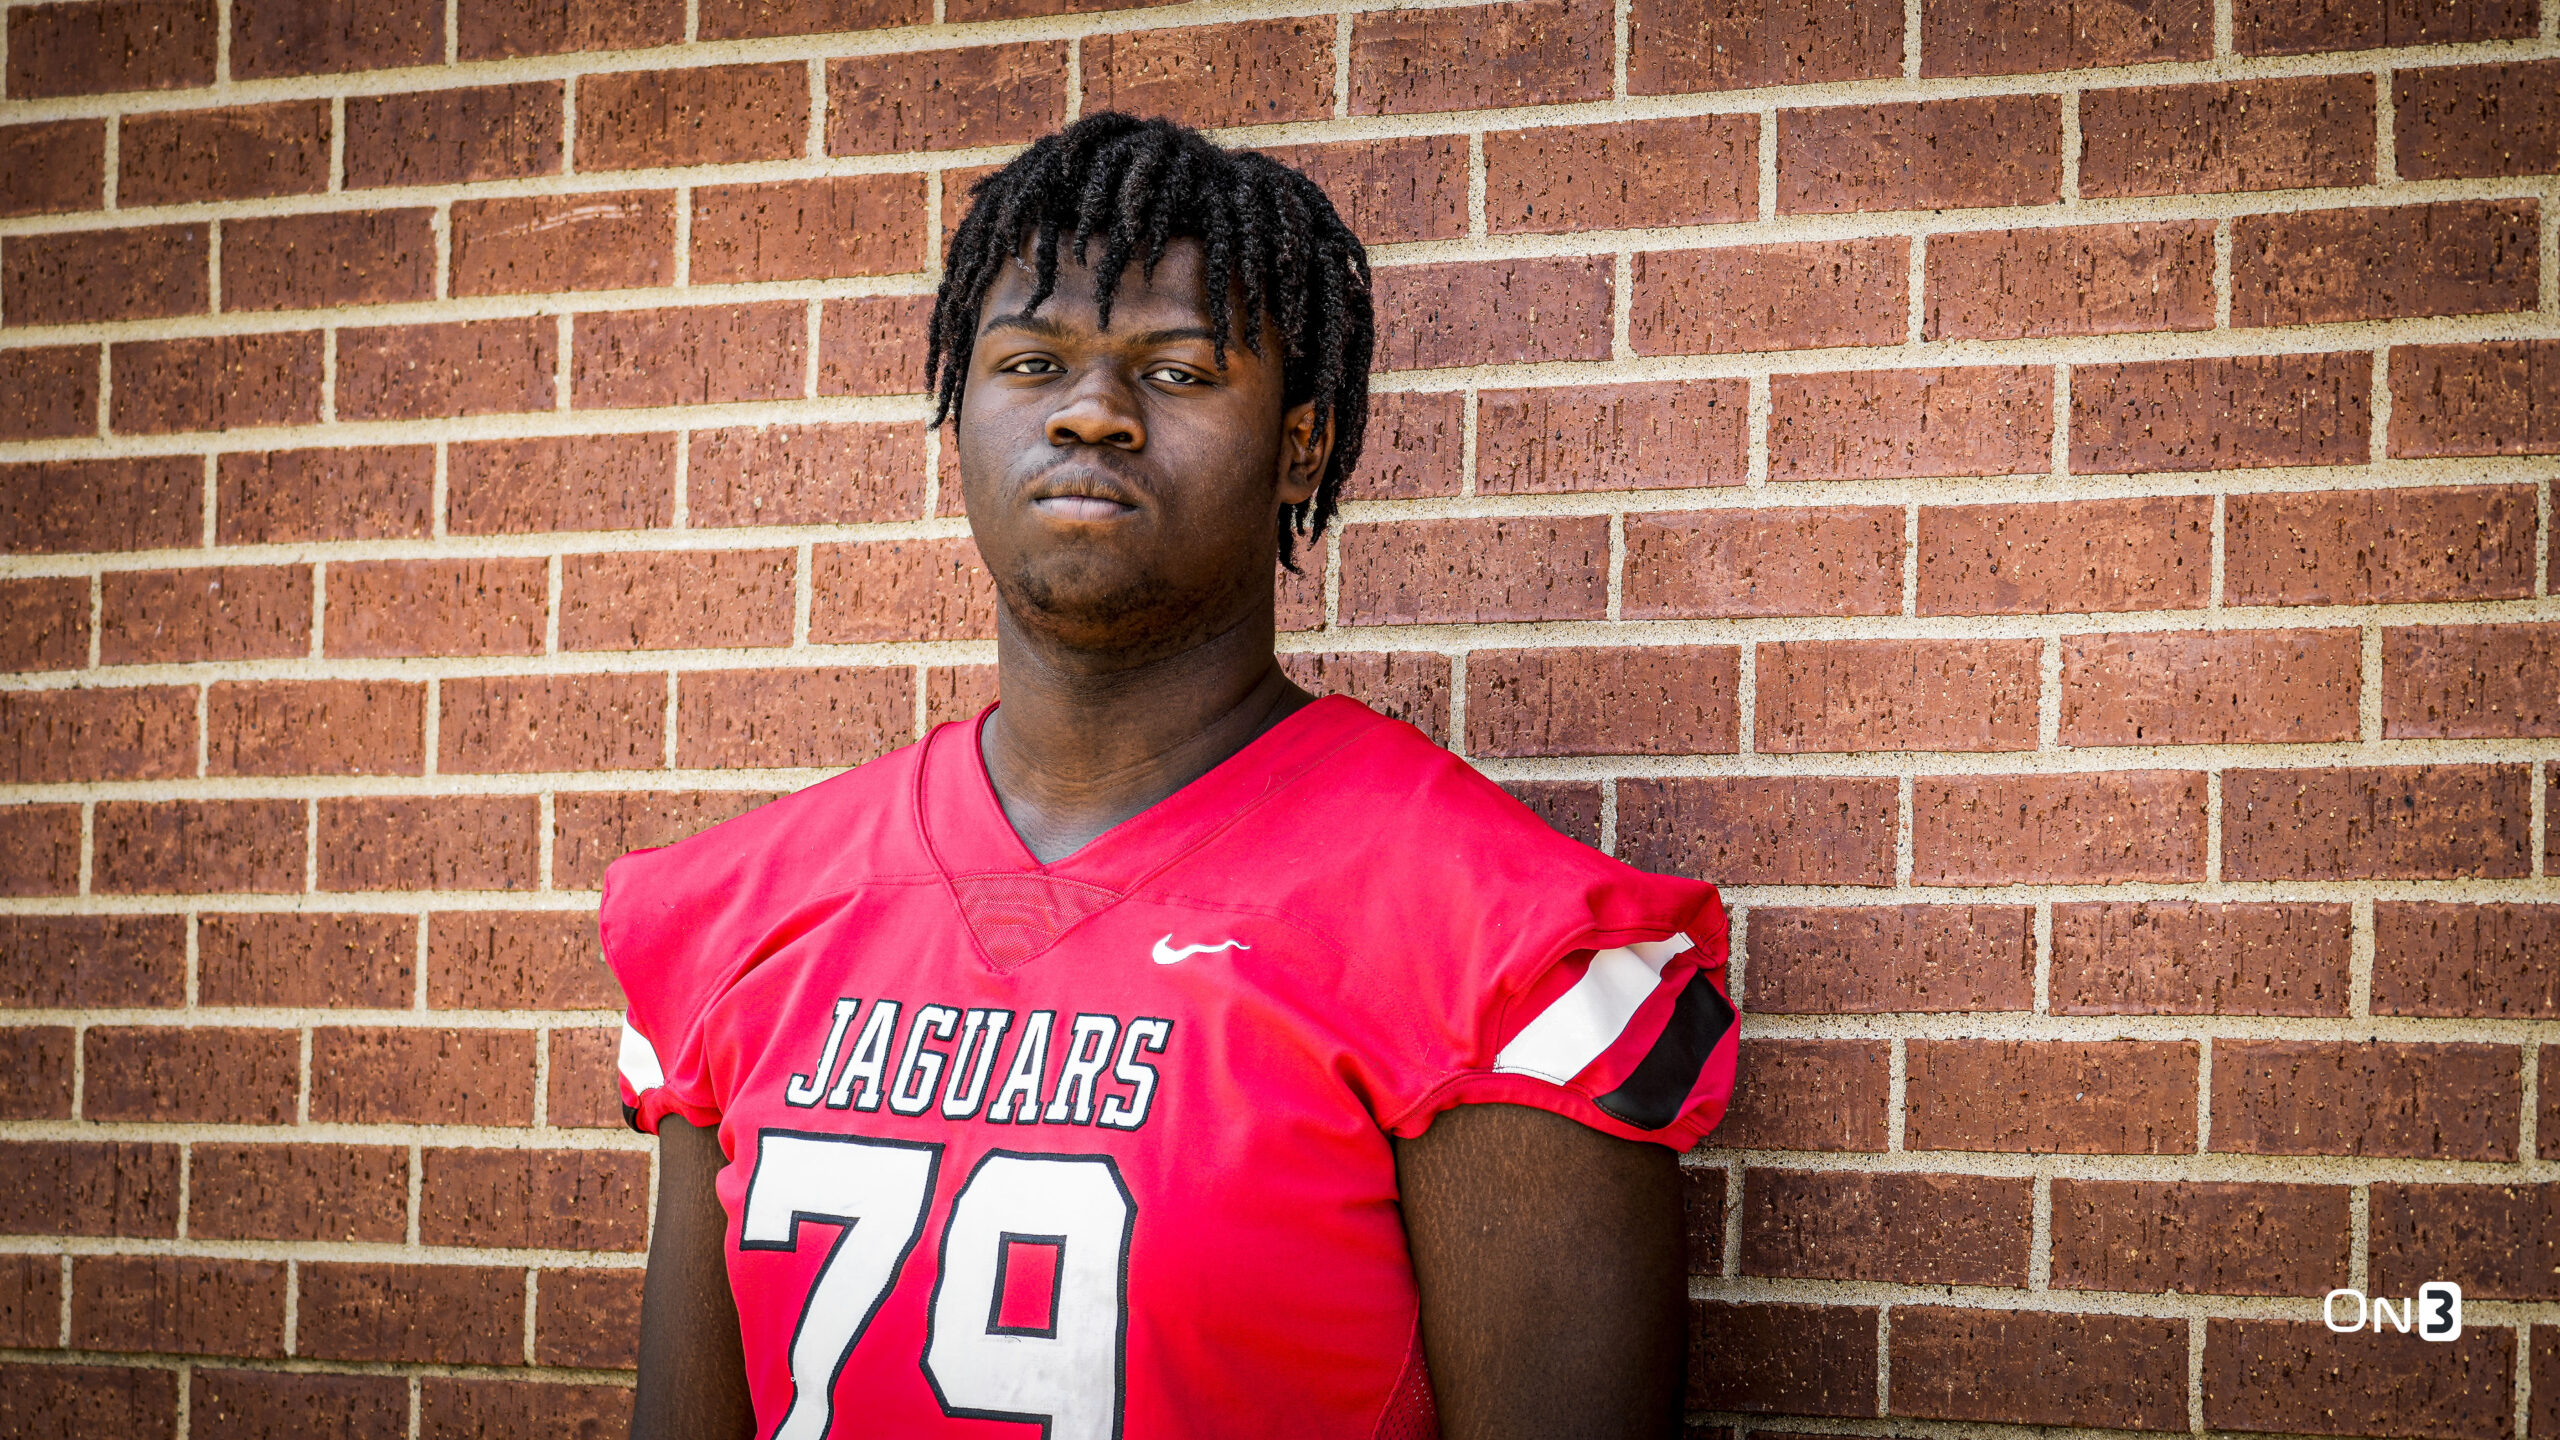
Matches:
[604,696,1735,1440]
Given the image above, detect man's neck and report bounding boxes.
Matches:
[979,607,1312,865]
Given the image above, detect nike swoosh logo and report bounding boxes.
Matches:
[1152,935,1249,965]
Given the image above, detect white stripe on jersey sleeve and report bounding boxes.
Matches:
[1492,934,1695,1085]
[618,1017,666,1093]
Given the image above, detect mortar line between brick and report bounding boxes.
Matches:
[1874,1305,1892,1418]
[1330,13,1352,120]
[2546,200,2560,314]
[2515,1324,2535,1440]
[2193,1032,2214,1155]
[2048,362,2070,478]
[175,1360,191,1439]
[282,1258,298,1359]
[1610,250,1633,360]
[1905,234,1926,346]
[1604,513,1624,622]
[54,1257,70,1351]
[320,327,338,425]
[661,675,679,772]
[406,1145,424,1247]
[294,1027,313,1125]
[1901,0,1922,78]
[101,115,119,212]
[1743,376,1771,487]
[533,1027,552,1130]
[2367,344,2392,465]
[84,574,103,670]
[2027,1172,2051,1290]
[443,0,460,64]
[215,0,234,86]
[2208,492,2227,610]
[538,790,559,890]
[422,677,441,779]
[2031,900,2052,1014]
[2186,1318,2207,1433]
[2358,621,2384,744]
[672,187,693,288]
[1596,772,1617,858]
[1755,105,1778,221]
[207,222,224,313]
[2533,760,2548,882]
[561,69,580,176]
[2539,468,2554,601]
[1466,133,1486,239]
[2213,218,2234,328]
[2373,65,2398,185]
[1734,642,1755,758]
[194,682,210,778]
[2348,894,2375,1018]
[2347,1183,2369,1290]
[1456,388,1478,497]
[544,555,563,655]
[1445,651,1468,759]
[1886,1035,1907,1152]
[1901,503,1920,617]
[2203,768,2221,885]
[76,801,94,897]
[412,909,431,1010]
[407,1375,422,1440]
[2520,1036,2541,1167]
[551,314,572,411]
[2058,89,2081,204]
[686,0,704,43]
[303,797,318,894]
[1065,36,1083,123]
[2037,636,2061,750]
[1719,1156,1742,1279]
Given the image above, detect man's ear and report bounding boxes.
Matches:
[1278,399,1330,507]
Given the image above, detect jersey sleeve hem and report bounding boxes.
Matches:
[1380,1068,1729,1152]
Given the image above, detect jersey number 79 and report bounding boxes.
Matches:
[741,1131,1137,1440]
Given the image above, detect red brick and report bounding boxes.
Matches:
[1,224,207,325]
[1279,652,1454,745]
[231,0,438,77]
[119,101,327,205]
[0,916,186,1009]
[2074,353,2371,473]
[2238,201,2539,328]
[818,294,933,396]
[1340,517,1607,625]
[1335,392,1459,500]
[2224,765,2531,881]
[2374,903,2560,1019]
[217,446,432,544]
[191,1371,408,1440]
[1350,0,1608,115]
[5,0,213,97]
[547,1026,628,1128]
[0,1028,74,1118]
[1747,905,2033,1013]
[450,434,674,535]
[440,674,665,775]
[1772,366,2052,479]
[677,667,914,769]
[325,558,549,658]
[337,318,558,423]
[535,1269,641,1368]
[1708,1040,1888,1152]
[93,800,307,895]
[0,576,88,671]
[573,303,804,409]
[1892,1307,2189,1429]
[2053,902,2352,1016]
[198,913,414,1009]
[692,176,921,285]
[2213,1040,2517,1159]
[81,1027,296,1124]
[2062,629,2361,746]
[1260,137,1469,246]
[560,549,794,653]
[1626,507,1904,620]
[189,1143,408,1242]
[451,191,674,296]
[1757,638,2040,753]
[1928,221,2216,340]
[0,1253,60,1345]
[1781,97,2060,213]
[221,209,436,312]
[702,0,926,36]
[345,82,564,188]
[2225,484,2538,603]
[1633,0,1900,93]
[0,344,97,440]
[2372,1184,2560,1301]
[828,44,1067,155]
[552,790,777,890]
[1371,259,1613,370]
[1924,0,2207,75]
[1632,239,1907,357]
[2205,1320,2512,1440]
[0,120,103,217]
[297,1263,526,1365]
[1618,777,1896,886]
[209,680,425,778]
[0,1141,180,1236]
[1919,496,2209,615]
[2053,1179,2349,1296]
[1917,772,2207,885]
[1743,1170,2028,1285]
[1084,19,1334,128]
[1467,647,1738,757]
[422,1148,648,1250]
[1486,116,1756,235]
[1908,1039,2199,1154]
[689,423,923,525]
[71,1257,284,1357]
[2391,341,2560,458]
[1479,381,1748,493]
[924,665,1001,730]
[1502,781,1604,849]
[100,564,311,663]
[2386,623,2560,740]
[319,796,542,892]
[810,537,993,643]
[2245,0,2535,53]
[2082,76,2376,197]
[421,1380,632,1440]
[0,687,195,782]
[1687,1301,1877,1417]
[1277,556,1323,633]
[580,64,809,174]
[109,332,320,436]
[311,1027,536,1125]
[0,1365,175,1439]
[0,806,79,898]
[429,911,617,1011]
[457,0,681,58]
[2396,60,2560,181]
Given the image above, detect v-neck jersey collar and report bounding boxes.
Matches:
[914,693,1382,892]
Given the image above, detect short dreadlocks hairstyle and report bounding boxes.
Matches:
[926,112,1374,570]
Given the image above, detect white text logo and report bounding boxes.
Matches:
[2324,1284,2461,1341]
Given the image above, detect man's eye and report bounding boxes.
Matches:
[1001,356,1062,374]
[1146,366,1203,385]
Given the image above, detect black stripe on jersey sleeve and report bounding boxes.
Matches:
[1593,970,1735,1132]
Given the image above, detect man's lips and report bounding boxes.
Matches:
[1031,494,1136,521]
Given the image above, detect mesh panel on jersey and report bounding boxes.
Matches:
[1371,1319,1441,1440]
[949,872,1125,972]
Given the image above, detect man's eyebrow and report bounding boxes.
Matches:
[977,310,1072,340]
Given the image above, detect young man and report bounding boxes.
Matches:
[612,113,1737,1440]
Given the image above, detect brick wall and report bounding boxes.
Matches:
[0,0,2555,1435]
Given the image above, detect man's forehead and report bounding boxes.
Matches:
[987,238,1216,327]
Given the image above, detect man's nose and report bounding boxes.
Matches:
[1045,369,1145,450]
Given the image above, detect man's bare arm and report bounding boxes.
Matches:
[1395,1103,1687,1440]
[632,1116,756,1440]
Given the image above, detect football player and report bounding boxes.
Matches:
[615,112,1737,1440]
